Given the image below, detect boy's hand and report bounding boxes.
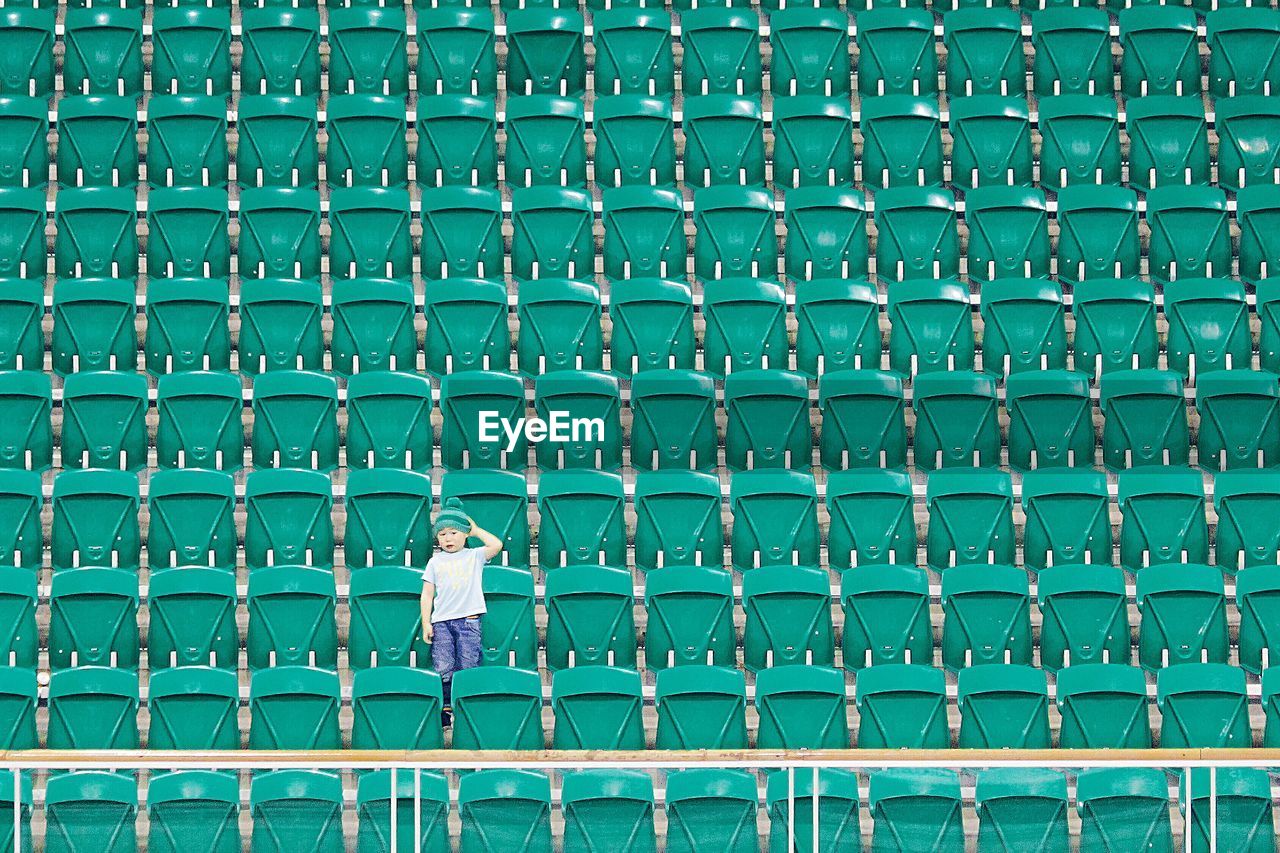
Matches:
[423,623,433,644]
[466,516,478,534]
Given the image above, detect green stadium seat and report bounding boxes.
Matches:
[48,567,138,670]
[1215,96,1280,192]
[1032,9,1111,97]
[1197,371,1280,471]
[1237,567,1280,672]
[330,279,415,375]
[859,97,943,188]
[868,769,964,852]
[875,192,958,283]
[1117,466,1208,570]
[416,95,496,188]
[1180,767,1276,853]
[729,469,819,570]
[1119,8,1199,98]
[536,470,625,570]
[854,664,948,748]
[441,470,531,570]
[348,567,431,669]
[1238,186,1280,284]
[562,771,655,853]
[248,667,341,750]
[240,10,320,96]
[633,471,724,571]
[510,187,593,280]
[423,278,508,373]
[1038,96,1122,191]
[532,371,623,470]
[956,664,1050,748]
[784,190,868,283]
[827,469,916,569]
[1157,663,1252,748]
[344,469,432,570]
[1057,189,1141,285]
[237,279,323,374]
[250,370,338,470]
[770,9,850,97]
[236,96,318,188]
[941,563,1032,669]
[45,772,138,853]
[966,192,1051,285]
[246,566,337,669]
[350,667,444,750]
[628,371,717,472]
[328,189,412,280]
[238,188,321,278]
[64,9,144,97]
[1257,280,1280,375]
[771,97,854,188]
[0,282,45,371]
[327,8,408,97]
[1137,562,1228,671]
[0,96,48,189]
[53,188,139,279]
[0,372,50,471]
[702,279,787,376]
[450,667,545,750]
[145,279,231,375]
[326,96,408,188]
[151,8,231,98]
[146,667,239,750]
[250,771,343,853]
[1005,372,1094,471]
[47,667,139,750]
[765,768,861,853]
[1147,186,1232,284]
[654,665,747,748]
[356,770,449,853]
[943,10,1024,98]
[479,565,536,667]
[505,10,585,97]
[1100,370,1189,470]
[154,372,243,472]
[516,279,603,374]
[1056,664,1152,748]
[416,9,496,97]
[1208,9,1280,98]
[840,564,931,669]
[856,9,937,97]
[591,10,674,96]
[146,567,237,670]
[947,96,1033,190]
[600,189,683,280]
[0,774,28,852]
[146,189,230,279]
[1165,281,1252,382]
[56,96,137,188]
[0,10,55,100]
[243,469,334,570]
[925,468,1014,570]
[51,278,137,376]
[693,186,778,279]
[1021,469,1112,572]
[458,771,551,853]
[644,567,734,669]
[148,772,239,853]
[1038,564,1129,669]
[722,371,810,472]
[755,665,850,749]
[505,96,586,188]
[979,280,1065,376]
[0,572,35,668]
[0,668,35,750]
[817,371,905,470]
[0,471,41,572]
[1071,278,1157,375]
[551,666,644,749]
[742,565,833,670]
[797,284,877,378]
[608,279,693,374]
[681,10,761,96]
[974,769,1069,853]
[1215,469,1280,572]
[1126,97,1211,189]
[664,769,758,853]
[51,470,140,571]
[912,372,999,470]
[544,564,635,670]
[681,95,765,188]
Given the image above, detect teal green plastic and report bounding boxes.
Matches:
[440,470,531,570]
[328,189,413,281]
[356,770,449,853]
[250,369,338,470]
[151,8,231,97]
[975,768,1069,853]
[551,666,644,749]
[765,768,859,853]
[593,97,676,188]
[601,186,685,279]
[1037,564,1129,670]
[1037,96,1121,191]
[729,468,819,571]
[967,191,1052,284]
[785,190,868,283]
[240,9,320,96]
[50,469,141,571]
[1164,279,1251,382]
[51,278,137,375]
[148,771,239,853]
[146,279,231,375]
[1158,663,1251,748]
[415,9,496,97]
[628,371,716,472]
[505,96,586,188]
[0,280,42,372]
[703,279,788,377]
[1100,369,1190,470]
[147,467,237,570]
[1071,277,1157,375]
[771,97,854,188]
[0,470,41,571]
[326,95,408,188]
[0,668,35,750]
[248,666,341,750]
[1147,186,1232,284]
[912,371,1000,470]
[795,281,877,379]
[246,566,337,669]
[236,96,318,188]
[755,665,850,749]
[421,188,504,280]
[859,96,943,188]
[827,468,916,569]
[458,770,551,853]
[155,371,243,471]
[769,10,850,97]
[0,189,45,279]
[926,467,1015,570]
[1126,96,1210,189]
[0,372,50,471]
[1212,96,1280,193]
[451,667,545,750]
[1137,563,1228,671]
[742,565,833,670]
[680,9,761,96]
[249,770,343,853]
[544,565,635,670]
[243,468,334,569]
[1265,668,1280,746]
[144,190,229,286]
[1005,371,1095,472]
[947,96,1033,189]
[591,11,674,97]
[722,369,810,472]
[532,370,623,470]
[351,667,444,751]
[147,567,237,670]
[1056,664,1152,748]
[561,770,655,853]
[681,95,765,188]
[48,567,139,670]
[147,667,239,750]
[1208,9,1280,98]
[606,279,691,376]
[868,769,964,851]
[940,563,1032,669]
[510,186,593,280]
[654,665,746,749]
[56,95,137,188]
[856,9,937,97]
[855,664,948,748]
[644,566,734,670]
[1119,7,1199,97]
[516,279,603,375]
[1056,187,1141,283]
[1238,187,1280,284]
[537,470,625,570]
[817,370,904,470]
[886,277,973,374]
[1215,469,1280,572]
[237,187,321,278]
[1180,767,1276,853]
[505,10,584,97]
[1259,280,1280,375]
[422,277,508,373]
[632,471,723,572]
[45,771,138,853]
[1196,370,1280,471]
[0,9,55,99]
[1117,466,1208,570]
[47,666,139,750]
[237,279,323,374]
[327,7,407,96]
[147,95,228,187]
[476,566,535,668]
[1032,9,1112,97]
[54,187,139,279]
[330,279,415,376]
[664,769,758,853]
[943,10,1024,98]
[841,562,933,670]
[345,469,432,570]
[0,573,35,668]
[693,186,778,279]
[417,94,497,188]
[1237,567,1280,673]
[64,8,144,96]
[349,567,431,669]
[956,664,1051,749]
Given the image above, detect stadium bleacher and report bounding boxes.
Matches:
[2,0,1280,847]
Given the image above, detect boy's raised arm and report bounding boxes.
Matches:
[469,518,504,561]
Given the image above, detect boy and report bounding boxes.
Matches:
[421,497,504,726]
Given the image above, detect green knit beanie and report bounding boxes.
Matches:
[433,497,471,537]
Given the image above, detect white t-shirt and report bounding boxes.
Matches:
[422,546,488,623]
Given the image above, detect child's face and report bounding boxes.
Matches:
[436,527,467,552]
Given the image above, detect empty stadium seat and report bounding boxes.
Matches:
[237,96,320,189]
[0,572,36,668]
[459,771,551,853]
[422,278,508,373]
[722,370,810,471]
[601,188,685,279]
[818,370,907,469]
[53,188,138,280]
[694,187,778,280]
[956,664,1051,749]
[561,771,656,853]
[355,770,449,853]
[328,190,412,282]
[729,470,819,570]
[63,9,144,98]
[1100,371,1190,470]
[854,664,949,749]
[1127,97,1211,189]
[1117,467,1209,571]
[151,8,232,98]
[643,567,734,670]
[147,771,239,853]
[450,667,545,750]
[947,96,1033,190]
[0,189,45,281]
[44,772,138,853]
[250,771,342,853]
[145,280,232,376]
[0,96,47,189]
[940,563,1032,669]
[654,665,747,749]
[505,10,584,97]
[966,193,1052,285]
[1071,278,1158,375]
[48,567,139,670]
[1037,564,1130,669]
[51,469,140,571]
[628,372,717,472]
[551,666,644,749]
[1032,9,1111,97]
[344,469,432,570]
[944,10,1024,98]
[416,95,496,189]
[886,278,974,375]
[632,471,723,572]
[330,280,416,375]
[664,770,758,853]
[154,372,243,472]
[0,668,35,750]
[147,667,239,750]
[755,665,850,749]
[532,371,623,470]
[57,96,138,189]
[1022,469,1112,572]
[868,770,964,851]
[240,10,320,97]
[1237,186,1280,284]
[350,667,444,751]
[1038,96,1122,192]
[1237,567,1280,673]
[1147,187,1233,284]
[1005,372,1094,471]
[246,566,337,669]
[516,279,603,374]
[250,370,339,470]
[511,187,594,280]
[925,468,1015,570]
[1119,7,1200,98]
[840,564,931,669]
[146,567,237,670]
[237,188,321,277]
[0,470,42,572]
[827,468,916,569]
[416,9,496,97]
[1215,469,1280,572]
[591,10,674,97]
[441,470,531,570]
[1215,96,1280,192]
[702,279,788,376]
[741,565,833,670]
[975,769,1070,853]
[1197,372,1280,471]
[243,469,334,570]
[47,667,139,750]
[237,279,324,374]
[770,9,850,97]
[0,371,50,471]
[544,564,635,670]
[505,96,586,188]
[766,768,860,853]
[326,96,409,189]
[248,667,341,751]
[327,8,408,97]
[912,373,1000,470]
[147,189,230,281]
[1056,664,1153,749]
[856,9,936,98]
[1208,9,1280,98]
[785,192,869,283]
[681,95,765,188]
[1181,767,1277,853]
[1138,561,1231,670]
[536,470,624,570]
[0,9,55,100]
[347,567,430,670]
[860,97,943,188]
[1157,663,1252,749]
[771,97,855,188]
[51,278,137,376]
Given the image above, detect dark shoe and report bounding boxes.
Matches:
[441,706,452,728]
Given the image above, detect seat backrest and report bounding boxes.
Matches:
[654,665,747,749]
[48,567,139,671]
[243,469,334,570]
[868,770,964,851]
[591,10,674,97]
[561,771,656,853]
[450,666,545,750]
[327,189,413,281]
[348,566,431,670]
[50,469,141,571]
[925,467,1015,570]
[0,470,41,572]
[344,468,433,570]
[350,667,444,751]
[1157,663,1252,748]
[886,277,974,375]
[966,193,1053,285]
[664,769,758,853]
[1100,370,1190,470]
[722,369,811,472]
[0,371,51,472]
[47,666,139,750]
[754,665,850,749]
[544,565,635,670]
[420,188,504,281]
[147,666,239,750]
[45,771,138,853]
[355,770,449,853]
[1215,469,1280,573]
[628,370,717,473]
[644,565,735,670]
[841,564,932,670]
[940,563,1032,669]
[1005,371,1095,472]
[975,769,1070,853]
[729,469,819,570]
[1037,563,1129,670]
[51,277,138,376]
[344,372,433,471]
[458,770,552,853]
[515,278,603,375]
[827,468,917,570]
[60,369,149,472]
[250,770,343,853]
[741,565,834,671]
[1076,768,1174,852]
[817,369,906,469]
[148,771,239,853]
[246,566,337,670]
[551,666,644,750]
[248,666,341,750]
[702,279,788,376]
[956,664,1051,749]
[531,371,623,471]
[766,768,861,852]
[147,567,237,671]
[1117,466,1208,571]
[536,469,625,570]
[1056,664,1153,749]
[1137,563,1229,670]
[854,663,948,749]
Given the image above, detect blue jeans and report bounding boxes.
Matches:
[432,616,483,705]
